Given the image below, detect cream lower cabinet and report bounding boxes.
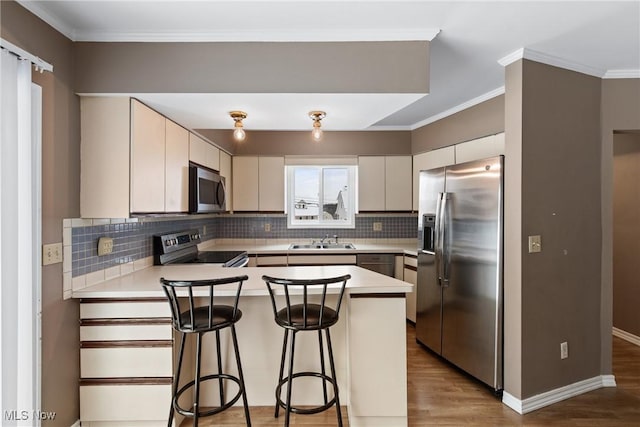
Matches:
[232,156,285,211]
[403,254,418,323]
[79,299,174,426]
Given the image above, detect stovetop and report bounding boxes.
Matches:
[153,230,247,267]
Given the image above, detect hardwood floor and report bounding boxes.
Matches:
[182,324,640,426]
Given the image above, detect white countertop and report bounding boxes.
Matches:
[72,265,413,299]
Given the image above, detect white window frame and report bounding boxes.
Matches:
[286,164,357,229]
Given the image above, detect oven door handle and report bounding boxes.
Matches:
[227,257,249,268]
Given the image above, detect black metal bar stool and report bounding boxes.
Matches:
[262,274,351,427]
[160,275,251,427]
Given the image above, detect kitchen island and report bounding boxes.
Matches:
[74,265,412,427]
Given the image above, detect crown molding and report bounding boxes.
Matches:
[410,87,505,130]
[498,47,606,78]
[603,69,640,79]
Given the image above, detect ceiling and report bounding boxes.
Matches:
[17,0,640,132]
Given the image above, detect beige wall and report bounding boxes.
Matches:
[197,129,411,156]
[75,41,429,94]
[612,132,640,337]
[506,59,603,399]
[411,95,504,154]
[1,2,80,426]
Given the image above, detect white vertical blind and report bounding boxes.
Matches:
[1,45,44,426]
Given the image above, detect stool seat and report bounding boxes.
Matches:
[178,305,242,331]
[276,304,338,330]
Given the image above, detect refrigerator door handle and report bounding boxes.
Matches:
[440,192,450,287]
[434,193,444,286]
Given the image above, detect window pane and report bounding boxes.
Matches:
[322,168,349,222]
[293,167,319,221]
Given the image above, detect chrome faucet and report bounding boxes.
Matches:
[319,234,329,244]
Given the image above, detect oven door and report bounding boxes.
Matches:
[189,164,226,213]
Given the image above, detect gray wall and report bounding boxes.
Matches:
[505,59,603,399]
[613,132,640,337]
[411,95,505,154]
[75,41,430,94]
[1,1,80,425]
[197,129,412,156]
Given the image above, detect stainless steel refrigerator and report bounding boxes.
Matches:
[416,155,503,392]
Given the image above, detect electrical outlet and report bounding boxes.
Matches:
[97,237,114,256]
[42,243,63,265]
[264,223,271,232]
[373,222,383,232]
[560,341,568,359]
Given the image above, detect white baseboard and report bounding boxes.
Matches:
[613,327,640,346]
[502,375,616,414]
[70,420,81,427]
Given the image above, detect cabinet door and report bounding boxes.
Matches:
[258,157,285,211]
[232,156,259,211]
[165,120,189,212]
[455,133,505,164]
[130,100,166,213]
[189,133,220,171]
[219,151,232,211]
[385,156,412,211]
[404,266,417,323]
[80,97,130,218]
[412,146,455,211]
[358,156,385,211]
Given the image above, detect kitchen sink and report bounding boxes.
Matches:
[289,243,356,250]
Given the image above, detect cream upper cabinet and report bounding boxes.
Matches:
[385,156,412,210]
[130,100,166,213]
[219,150,232,211]
[412,146,455,211]
[189,133,220,171]
[232,156,259,211]
[81,97,131,218]
[258,157,285,211]
[358,156,385,211]
[232,156,285,212]
[164,120,189,212]
[358,156,412,212]
[455,132,505,164]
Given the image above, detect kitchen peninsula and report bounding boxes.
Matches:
[73,265,412,427]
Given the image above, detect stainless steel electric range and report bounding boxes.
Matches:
[153,229,248,267]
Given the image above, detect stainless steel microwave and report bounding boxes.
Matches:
[189,164,226,213]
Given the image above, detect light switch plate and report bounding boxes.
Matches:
[43,243,63,265]
[528,235,542,253]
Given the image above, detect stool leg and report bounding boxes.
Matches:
[275,329,289,418]
[215,329,224,407]
[326,329,343,427]
[194,332,203,427]
[231,324,252,426]
[284,330,297,427]
[168,332,186,427]
[318,330,328,405]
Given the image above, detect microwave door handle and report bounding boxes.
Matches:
[217,180,226,208]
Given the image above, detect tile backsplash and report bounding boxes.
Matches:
[66,213,417,278]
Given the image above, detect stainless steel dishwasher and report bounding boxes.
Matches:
[356,253,395,277]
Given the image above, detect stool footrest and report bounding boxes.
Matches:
[174,373,244,419]
[275,371,339,415]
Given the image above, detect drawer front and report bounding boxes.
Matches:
[81,324,172,341]
[81,347,173,378]
[81,301,170,319]
[288,255,357,265]
[80,384,171,422]
[404,255,418,268]
[256,255,288,266]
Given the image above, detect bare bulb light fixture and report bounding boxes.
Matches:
[309,111,326,142]
[230,111,247,141]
